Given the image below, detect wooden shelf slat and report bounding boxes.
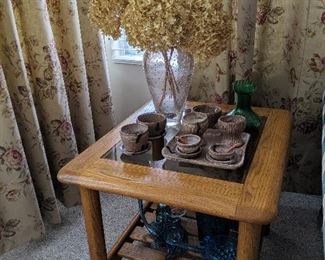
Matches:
[108,202,202,259]
[130,226,201,247]
[145,212,198,236]
[130,226,154,244]
[118,242,165,260]
[118,241,197,260]
[129,226,202,259]
[107,202,151,259]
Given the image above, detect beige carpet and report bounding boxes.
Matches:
[2,192,323,260]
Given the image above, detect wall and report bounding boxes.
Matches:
[105,40,151,124]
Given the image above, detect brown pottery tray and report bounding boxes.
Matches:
[162,129,250,170]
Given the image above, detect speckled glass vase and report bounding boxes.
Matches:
[143,48,194,126]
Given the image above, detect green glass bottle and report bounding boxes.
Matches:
[228,80,261,132]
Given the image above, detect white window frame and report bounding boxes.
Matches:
[110,31,143,65]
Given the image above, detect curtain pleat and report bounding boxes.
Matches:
[77,0,115,138]
[0,65,45,253]
[47,0,96,152]
[11,0,80,206]
[0,0,61,223]
[0,0,115,253]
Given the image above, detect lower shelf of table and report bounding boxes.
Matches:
[107,203,238,260]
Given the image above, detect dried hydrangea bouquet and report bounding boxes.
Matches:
[90,0,231,125]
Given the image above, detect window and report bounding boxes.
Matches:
[111,31,143,65]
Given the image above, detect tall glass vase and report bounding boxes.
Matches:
[143,48,194,126]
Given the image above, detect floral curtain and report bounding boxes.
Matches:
[0,0,114,253]
[190,0,324,195]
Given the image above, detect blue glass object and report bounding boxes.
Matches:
[197,213,237,260]
[138,200,237,259]
[138,201,194,259]
[202,235,236,260]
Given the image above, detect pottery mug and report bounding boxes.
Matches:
[120,123,149,153]
[217,115,246,146]
[181,112,209,136]
[192,104,222,128]
[137,112,166,137]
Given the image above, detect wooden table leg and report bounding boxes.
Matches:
[80,187,107,260]
[237,222,262,260]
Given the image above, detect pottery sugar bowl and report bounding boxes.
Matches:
[137,112,166,138]
[176,134,202,154]
[120,123,149,153]
[181,112,208,136]
[193,104,222,128]
[208,143,235,161]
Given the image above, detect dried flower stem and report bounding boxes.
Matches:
[158,50,180,109]
[166,48,180,93]
[158,60,168,108]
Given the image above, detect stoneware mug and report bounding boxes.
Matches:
[192,104,222,128]
[217,115,246,146]
[120,123,149,153]
[137,112,166,137]
[181,112,209,136]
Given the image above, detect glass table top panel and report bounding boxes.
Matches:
[103,118,266,184]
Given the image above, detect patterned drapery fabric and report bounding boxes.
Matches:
[190,0,324,194]
[0,0,114,253]
[322,91,325,255]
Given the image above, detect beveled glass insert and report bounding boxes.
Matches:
[102,118,266,183]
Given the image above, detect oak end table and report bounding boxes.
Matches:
[58,101,292,260]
